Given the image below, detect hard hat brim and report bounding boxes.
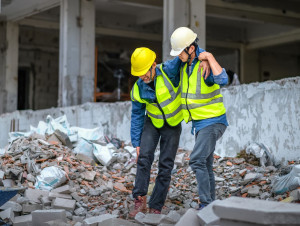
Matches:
[131,66,150,76]
[170,48,185,56]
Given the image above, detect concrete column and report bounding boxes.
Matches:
[163,0,188,61]
[190,0,206,49]
[0,21,19,114]
[163,0,206,61]
[59,0,95,107]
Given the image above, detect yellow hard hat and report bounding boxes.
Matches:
[131,47,156,76]
[170,27,197,56]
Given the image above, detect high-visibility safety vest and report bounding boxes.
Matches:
[181,61,226,123]
[131,65,183,128]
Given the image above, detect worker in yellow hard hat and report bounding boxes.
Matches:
[170,27,229,210]
[129,47,182,217]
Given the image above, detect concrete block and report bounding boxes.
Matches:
[54,130,73,149]
[81,171,96,181]
[142,214,165,225]
[0,201,22,212]
[49,192,72,200]
[32,209,66,226]
[13,214,32,226]
[44,219,69,226]
[24,188,49,203]
[100,218,140,226]
[82,214,117,226]
[0,207,14,221]
[52,185,72,194]
[22,204,42,213]
[73,215,85,223]
[213,197,300,225]
[175,209,200,226]
[197,200,221,226]
[219,219,264,226]
[71,192,82,202]
[0,170,4,179]
[76,153,95,165]
[41,196,52,206]
[162,210,181,224]
[52,198,76,211]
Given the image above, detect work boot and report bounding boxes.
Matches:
[149,208,161,214]
[129,196,147,218]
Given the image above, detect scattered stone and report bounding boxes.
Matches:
[52,198,76,211]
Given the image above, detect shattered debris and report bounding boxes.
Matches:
[0,115,300,225]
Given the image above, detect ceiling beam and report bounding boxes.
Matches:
[2,0,60,21]
[246,28,300,50]
[111,0,163,10]
[19,18,162,41]
[207,0,300,26]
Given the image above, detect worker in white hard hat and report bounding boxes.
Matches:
[170,27,229,209]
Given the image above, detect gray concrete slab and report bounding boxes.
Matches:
[32,209,66,226]
[197,200,221,226]
[213,197,300,225]
[175,209,201,226]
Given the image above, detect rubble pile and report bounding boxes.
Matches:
[0,116,300,225]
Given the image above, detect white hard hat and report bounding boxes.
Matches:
[170,27,197,56]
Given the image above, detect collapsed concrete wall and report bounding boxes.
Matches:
[1,77,299,161]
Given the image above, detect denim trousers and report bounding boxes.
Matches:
[132,116,182,210]
[189,123,226,205]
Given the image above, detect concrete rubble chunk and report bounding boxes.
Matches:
[175,209,200,226]
[24,188,50,204]
[197,200,221,226]
[174,153,185,167]
[242,173,262,185]
[247,185,260,197]
[134,212,146,224]
[44,219,69,226]
[213,196,300,225]
[22,204,42,213]
[32,209,66,226]
[0,207,14,222]
[81,171,96,181]
[142,213,165,225]
[82,214,117,226]
[13,214,32,226]
[52,185,71,194]
[52,198,76,211]
[49,192,72,200]
[0,201,22,212]
[162,210,181,224]
[290,188,300,201]
[54,130,73,149]
[76,153,95,165]
[47,134,62,145]
[71,192,82,202]
[100,218,140,226]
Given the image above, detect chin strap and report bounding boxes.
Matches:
[184,48,192,75]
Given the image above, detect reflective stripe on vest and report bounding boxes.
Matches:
[180,61,226,123]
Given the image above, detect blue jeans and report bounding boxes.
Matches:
[132,116,182,211]
[189,123,226,205]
